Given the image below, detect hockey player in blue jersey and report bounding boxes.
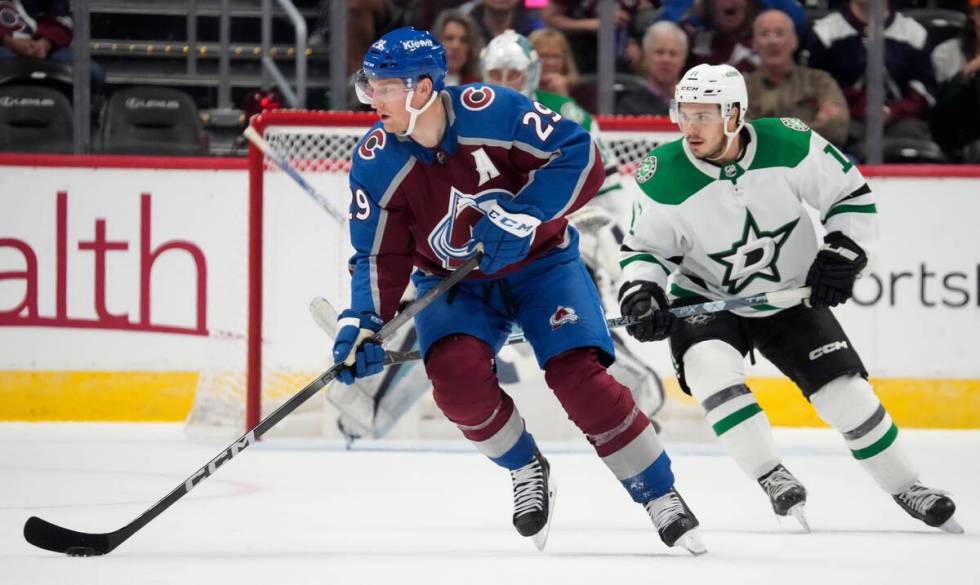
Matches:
[330,27,705,554]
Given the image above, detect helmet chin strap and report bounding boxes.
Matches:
[706,111,743,162]
[400,88,439,137]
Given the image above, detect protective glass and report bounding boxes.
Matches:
[354,69,413,105]
[670,101,724,126]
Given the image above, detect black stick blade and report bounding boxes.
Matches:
[24,516,114,556]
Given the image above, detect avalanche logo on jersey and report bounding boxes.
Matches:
[549,306,579,330]
[428,186,499,269]
[708,210,799,294]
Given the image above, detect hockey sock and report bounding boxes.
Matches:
[685,340,781,479]
[545,348,674,503]
[426,335,537,470]
[810,374,918,493]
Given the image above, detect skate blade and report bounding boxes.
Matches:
[531,476,558,551]
[675,529,707,556]
[788,503,811,533]
[939,517,964,534]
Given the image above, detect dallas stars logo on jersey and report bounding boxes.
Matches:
[708,210,799,294]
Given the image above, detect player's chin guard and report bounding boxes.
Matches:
[670,63,748,161]
[354,26,448,137]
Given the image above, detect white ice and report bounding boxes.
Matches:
[1,423,977,585]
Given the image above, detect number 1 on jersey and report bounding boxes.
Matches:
[823,144,853,174]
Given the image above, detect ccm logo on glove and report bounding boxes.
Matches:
[487,205,541,237]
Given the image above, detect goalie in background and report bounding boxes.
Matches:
[330,26,704,554]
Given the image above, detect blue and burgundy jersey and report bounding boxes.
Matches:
[347,83,606,320]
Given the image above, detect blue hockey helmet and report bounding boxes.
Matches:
[355,27,448,104]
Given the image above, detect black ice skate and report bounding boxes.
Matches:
[510,451,556,550]
[644,488,706,555]
[893,482,963,534]
[758,464,810,532]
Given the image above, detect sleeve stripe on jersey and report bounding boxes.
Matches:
[368,208,391,311]
[836,183,872,204]
[368,158,414,312]
[457,135,554,161]
[620,252,670,272]
[380,158,416,206]
[548,141,598,220]
[825,203,877,221]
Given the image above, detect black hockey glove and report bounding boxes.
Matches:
[618,280,676,342]
[805,231,868,309]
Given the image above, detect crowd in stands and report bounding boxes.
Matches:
[2,0,979,162]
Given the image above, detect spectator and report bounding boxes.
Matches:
[660,0,807,35]
[616,21,688,115]
[541,0,653,74]
[460,0,543,45]
[528,28,580,97]
[414,0,469,30]
[684,0,761,72]
[0,0,105,89]
[311,0,416,75]
[745,10,849,146]
[804,0,938,153]
[433,9,484,86]
[930,0,980,158]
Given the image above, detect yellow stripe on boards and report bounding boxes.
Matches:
[0,371,198,421]
[663,377,980,429]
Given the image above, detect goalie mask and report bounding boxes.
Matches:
[670,64,749,160]
[355,27,448,136]
[481,29,541,97]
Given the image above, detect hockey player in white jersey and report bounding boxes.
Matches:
[618,63,962,533]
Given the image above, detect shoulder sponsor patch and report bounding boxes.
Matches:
[635,155,657,184]
[780,117,810,132]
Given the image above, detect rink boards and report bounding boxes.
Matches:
[0,155,978,428]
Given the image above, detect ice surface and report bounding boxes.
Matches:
[1,423,977,585]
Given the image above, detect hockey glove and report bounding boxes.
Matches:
[469,201,542,275]
[618,280,676,342]
[332,309,385,385]
[805,231,868,309]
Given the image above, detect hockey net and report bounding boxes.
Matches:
[185,110,683,439]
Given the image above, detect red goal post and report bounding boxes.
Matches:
[238,109,680,435]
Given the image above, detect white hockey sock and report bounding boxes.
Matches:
[810,375,918,493]
[685,340,780,479]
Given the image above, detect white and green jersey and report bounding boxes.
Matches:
[621,117,876,316]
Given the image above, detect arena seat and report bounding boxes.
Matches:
[0,84,73,154]
[99,86,207,156]
[905,9,967,50]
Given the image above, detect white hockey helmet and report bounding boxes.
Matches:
[670,64,748,136]
[480,29,541,97]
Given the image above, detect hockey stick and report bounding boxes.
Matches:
[310,287,812,367]
[23,253,484,557]
[243,125,347,223]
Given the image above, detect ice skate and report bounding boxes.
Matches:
[644,488,706,555]
[893,482,963,534]
[758,464,810,532]
[510,451,557,550]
